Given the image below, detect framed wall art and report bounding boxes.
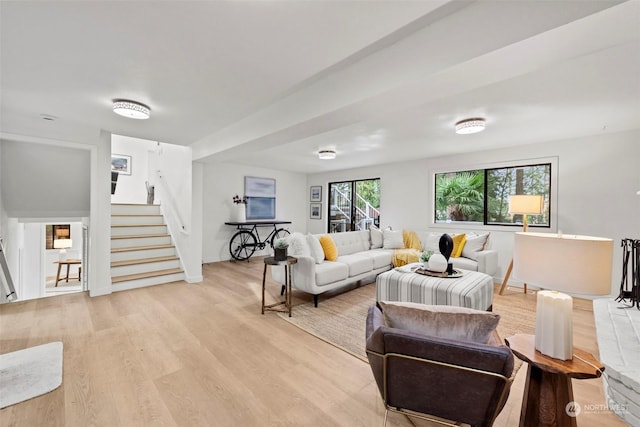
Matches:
[310,186,322,202]
[111,154,132,175]
[310,203,322,220]
[245,176,276,219]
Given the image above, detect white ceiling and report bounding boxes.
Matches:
[2,1,639,173]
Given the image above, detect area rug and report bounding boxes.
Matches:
[0,342,64,408]
[278,283,536,363]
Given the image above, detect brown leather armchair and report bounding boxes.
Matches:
[366,304,514,427]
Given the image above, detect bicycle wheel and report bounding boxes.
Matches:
[229,230,257,261]
[270,228,291,248]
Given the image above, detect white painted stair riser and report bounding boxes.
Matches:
[111,259,181,277]
[111,247,176,262]
[111,235,171,249]
[111,272,185,292]
[111,204,161,216]
[111,225,168,236]
[111,215,164,225]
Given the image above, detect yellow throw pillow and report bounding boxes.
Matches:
[451,234,466,258]
[402,230,423,251]
[319,235,338,261]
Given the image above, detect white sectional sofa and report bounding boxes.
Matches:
[271,229,498,307]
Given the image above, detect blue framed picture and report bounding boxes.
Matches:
[246,197,275,220]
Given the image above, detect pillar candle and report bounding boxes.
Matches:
[535,290,573,360]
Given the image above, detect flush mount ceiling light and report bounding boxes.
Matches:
[113,100,151,120]
[455,118,485,135]
[318,149,336,160]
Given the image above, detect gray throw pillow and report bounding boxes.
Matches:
[379,301,500,344]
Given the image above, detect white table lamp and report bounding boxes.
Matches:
[513,232,613,360]
[53,238,73,261]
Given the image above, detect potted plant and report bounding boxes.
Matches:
[274,238,289,261]
[420,250,433,270]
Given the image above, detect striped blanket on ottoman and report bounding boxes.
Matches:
[376,263,494,311]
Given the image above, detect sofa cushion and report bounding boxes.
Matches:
[451,233,466,258]
[315,261,349,286]
[330,230,370,255]
[319,235,338,261]
[462,233,490,261]
[337,254,373,277]
[307,233,325,264]
[358,249,393,269]
[287,232,310,257]
[371,228,383,249]
[383,229,404,249]
[379,301,500,344]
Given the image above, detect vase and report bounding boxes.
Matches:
[274,247,288,261]
[428,254,448,272]
[232,205,246,223]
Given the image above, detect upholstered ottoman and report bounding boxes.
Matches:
[376,265,494,311]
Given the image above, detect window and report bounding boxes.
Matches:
[434,163,551,227]
[328,179,380,232]
[46,224,71,249]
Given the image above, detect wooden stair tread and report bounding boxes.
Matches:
[111,268,183,283]
[111,256,179,267]
[111,233,170,240]
[111,244,174,253]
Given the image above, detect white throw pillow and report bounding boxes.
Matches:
[461,233,490,261]
[423,232,442,253]
[287,232,310,257]
[307,233,325,264]
[382,229,404,249]
[370,228,383,249]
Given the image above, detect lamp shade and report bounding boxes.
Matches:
[53,239,73,249]
[512,232,613,295]
[508,195,543,215]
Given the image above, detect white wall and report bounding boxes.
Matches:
[308,130,640,296]
[0,139,91,218]
[110,135,157,204]
[202,161,307,262]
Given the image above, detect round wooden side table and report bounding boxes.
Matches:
[505,334,604,427]
[261,256,297,317]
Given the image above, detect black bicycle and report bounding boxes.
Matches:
[225,221,291,261]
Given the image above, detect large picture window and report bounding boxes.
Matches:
[435,163,551,227]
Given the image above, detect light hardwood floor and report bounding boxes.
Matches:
[0,258,625,426]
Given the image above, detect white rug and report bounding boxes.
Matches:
[0,342,63,408]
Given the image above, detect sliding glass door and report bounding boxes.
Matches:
[328,178,380,233]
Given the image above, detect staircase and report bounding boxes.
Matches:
[111,203,184,291]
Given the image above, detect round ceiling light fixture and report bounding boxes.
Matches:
[318,149,336,160]
[455,118,485,135]
[113,100,151,120]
